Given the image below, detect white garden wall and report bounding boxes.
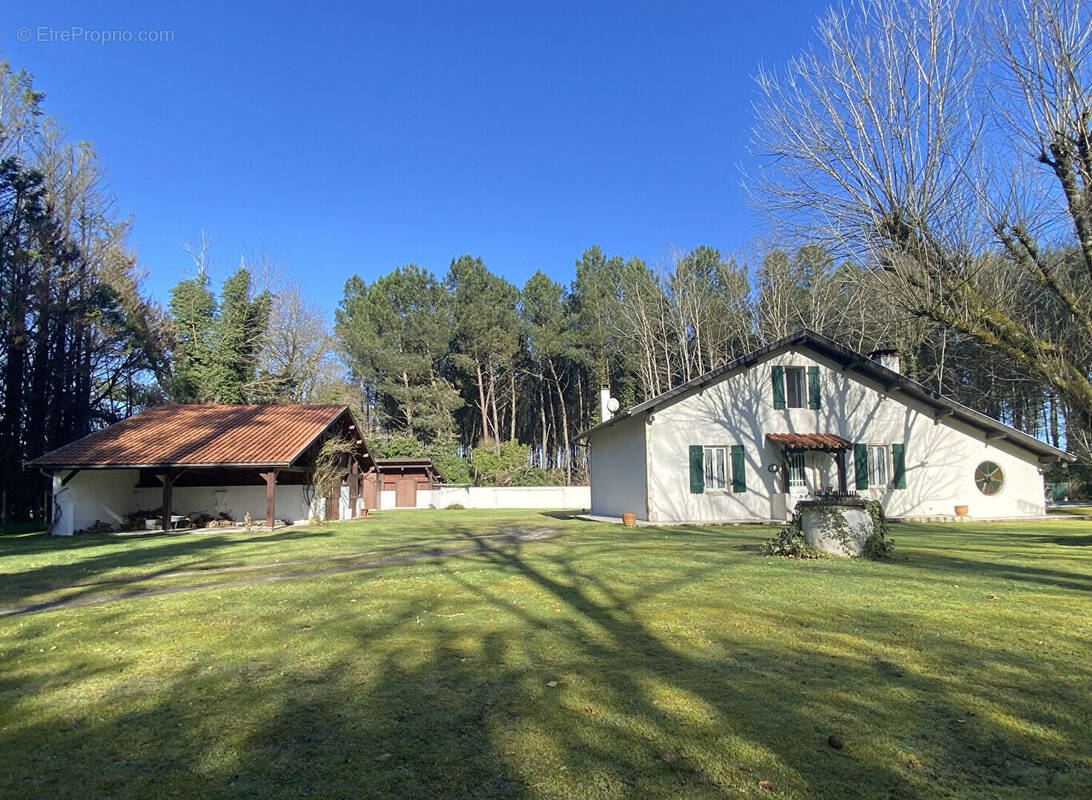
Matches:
[429,485,590,510]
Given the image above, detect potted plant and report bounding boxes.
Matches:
[621,512,637,527]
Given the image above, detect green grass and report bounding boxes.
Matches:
[1052,505,1092,517]
[1,511,1089,799]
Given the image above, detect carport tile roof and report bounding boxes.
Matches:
[29,404,350,468]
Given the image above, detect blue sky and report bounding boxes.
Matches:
[2,1,827,312]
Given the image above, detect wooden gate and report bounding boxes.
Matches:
[395,478,417,508]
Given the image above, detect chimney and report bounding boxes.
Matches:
[869,348,901,374]
[600,385,616,423]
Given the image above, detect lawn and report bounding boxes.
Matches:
[1,511,1089,799]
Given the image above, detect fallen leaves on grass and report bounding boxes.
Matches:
[827,734,844,749]
[759,779,773,791]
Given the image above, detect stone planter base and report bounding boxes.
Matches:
[798,502,876,557]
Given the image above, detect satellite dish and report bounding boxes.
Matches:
[607,397,620,413]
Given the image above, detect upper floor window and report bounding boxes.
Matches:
[786,367,806,408]
[773,365,820,410]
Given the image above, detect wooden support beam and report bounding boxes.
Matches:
[348,460,360,518]
[259,471,277,529]
[61,469,81,487]
[836,450,848,493]
[156,469,178,532]
[986,431,1006,442]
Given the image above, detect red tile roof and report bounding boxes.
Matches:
[766,433,852,450]
[29,404,351,468]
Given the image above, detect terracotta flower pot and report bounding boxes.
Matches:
[954,505,969,517]
[621,512,637,527]
[360,508,369,518]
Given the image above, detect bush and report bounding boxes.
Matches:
[762,521,822,559]
[861,500,895,560]
[470,439,531,486]
[512,466,566,486]
[861,532,895,560]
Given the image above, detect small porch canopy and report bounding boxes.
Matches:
[766,433,852,493]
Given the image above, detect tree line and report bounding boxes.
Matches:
[331,242,1084,488]
[2,0,1090,520]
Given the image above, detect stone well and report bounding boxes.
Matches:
[797,499,876,557]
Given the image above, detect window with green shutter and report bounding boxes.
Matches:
[808,366,821,409]
[689,445,705,493]
[854,443,869,490]
[771,366,786,409]
[892,443,906,489]
[731,445,746,493]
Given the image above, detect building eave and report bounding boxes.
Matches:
[576,328,1074,463]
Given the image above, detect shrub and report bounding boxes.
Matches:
[861,500,895,560]
[762,519,822,559]
[470,439,531,486]
[861,532,895,560]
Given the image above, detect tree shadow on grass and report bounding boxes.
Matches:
[1,525,1089,799]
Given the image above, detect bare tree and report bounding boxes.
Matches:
[252,280,335,403]
[749,0,1092,454]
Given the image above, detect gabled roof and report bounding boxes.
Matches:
[577,329,1074,462]
[28,404,358,469]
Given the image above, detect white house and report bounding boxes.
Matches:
[579,330,1072,523]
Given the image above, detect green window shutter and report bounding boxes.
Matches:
[854,443,869,490]
[808,366,821,409]
[731,445,746,493]
[892,443,907,489]
[689,445,705,494]
[771,366,786,409]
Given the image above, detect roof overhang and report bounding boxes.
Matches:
[577,329,1075,464]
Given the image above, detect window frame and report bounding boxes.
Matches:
[867,444,890,488]
[785,367,806,408]
[703,445,728,491]
[974,461,1004,496]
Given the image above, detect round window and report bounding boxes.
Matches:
[974,461,1004,496]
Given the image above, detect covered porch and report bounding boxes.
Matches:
[766,433,852,519]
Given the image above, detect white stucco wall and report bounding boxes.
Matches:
[592,345,1049,523]
[430,485,590,510]
[133,484,315,525]
[588,413,649,519]
[52,469,143,535]
[51,469,319,535]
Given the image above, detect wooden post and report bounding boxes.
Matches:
[158,470,174,532]
[836,450,848,493]
[260,471,276,529]
[2,488,7,535]
[348,459,359,518]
